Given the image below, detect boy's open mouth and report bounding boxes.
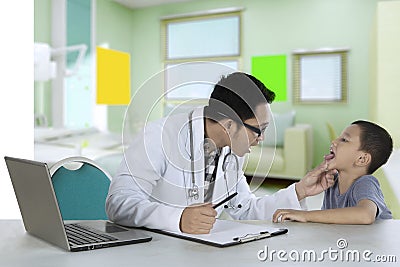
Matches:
[324,149,335,161]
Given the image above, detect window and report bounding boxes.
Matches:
[166,15,240,60]
[293,49,349,104]
[65,0,93,128]
[162,9,242,112]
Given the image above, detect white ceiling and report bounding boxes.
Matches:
[114,0,198,9]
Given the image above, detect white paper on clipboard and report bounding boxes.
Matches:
[147,219,288,247]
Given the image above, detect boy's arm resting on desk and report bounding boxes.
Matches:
[272,199,377,225]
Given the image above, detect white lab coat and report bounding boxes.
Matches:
[106,108,305,232]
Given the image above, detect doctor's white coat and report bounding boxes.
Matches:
[106,108,305,232]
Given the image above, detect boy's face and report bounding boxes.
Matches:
[328,124,364,172]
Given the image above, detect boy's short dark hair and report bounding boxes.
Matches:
[205,72,275,122]
[352,120,393,174]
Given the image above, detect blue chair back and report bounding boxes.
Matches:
[50,157,111,220]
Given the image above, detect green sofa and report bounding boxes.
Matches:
[244,123,313,180]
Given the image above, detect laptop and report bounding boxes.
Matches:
[4,156,152,252]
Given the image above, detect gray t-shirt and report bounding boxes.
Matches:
[322,175,392,219]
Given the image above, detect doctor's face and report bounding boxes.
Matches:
[230,103,271,156]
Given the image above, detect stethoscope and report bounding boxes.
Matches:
[187,110,242,209]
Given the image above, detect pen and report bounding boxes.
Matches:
[212,192,238,209]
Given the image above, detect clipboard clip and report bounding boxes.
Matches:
[233,228,288,243]
[233,231,271,243]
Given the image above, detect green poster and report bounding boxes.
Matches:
[251,55,287,101]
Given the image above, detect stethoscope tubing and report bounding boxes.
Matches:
[187,110,241,209]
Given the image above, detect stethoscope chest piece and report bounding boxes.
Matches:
[188,184,199,200]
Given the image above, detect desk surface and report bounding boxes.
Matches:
[1,220,399,267]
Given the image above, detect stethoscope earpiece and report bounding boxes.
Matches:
[223,203,242,209]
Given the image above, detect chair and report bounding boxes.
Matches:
[49,156,111,220]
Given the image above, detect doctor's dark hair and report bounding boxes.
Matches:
[205,72,275,121]
[352,120,393,174]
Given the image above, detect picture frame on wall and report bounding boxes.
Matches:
[293,48,349,104]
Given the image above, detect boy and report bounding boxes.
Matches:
[273,120,393,224]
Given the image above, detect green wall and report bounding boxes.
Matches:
[103,0,378,167]
[36,0,381,167]
[96,0,135,132]
[373,1,400,148]
[34,0,52,125]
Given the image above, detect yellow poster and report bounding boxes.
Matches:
[96,47,130,105]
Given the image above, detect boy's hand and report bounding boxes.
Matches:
[295,160,337,200]
[273,209,308,223]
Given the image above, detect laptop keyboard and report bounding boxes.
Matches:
[65,223,118,245]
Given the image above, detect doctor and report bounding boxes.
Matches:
[106,72,336,234]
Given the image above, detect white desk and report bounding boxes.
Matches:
[1,220,399,267]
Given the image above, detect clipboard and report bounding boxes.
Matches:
[146,219,288,247]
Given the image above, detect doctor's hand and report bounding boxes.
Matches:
[179,203,217,234]
[295,160,337,201]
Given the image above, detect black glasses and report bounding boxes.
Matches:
[217,112,264,137]
[242,122,263,137]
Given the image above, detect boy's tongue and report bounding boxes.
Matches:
[324,153,335,161]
